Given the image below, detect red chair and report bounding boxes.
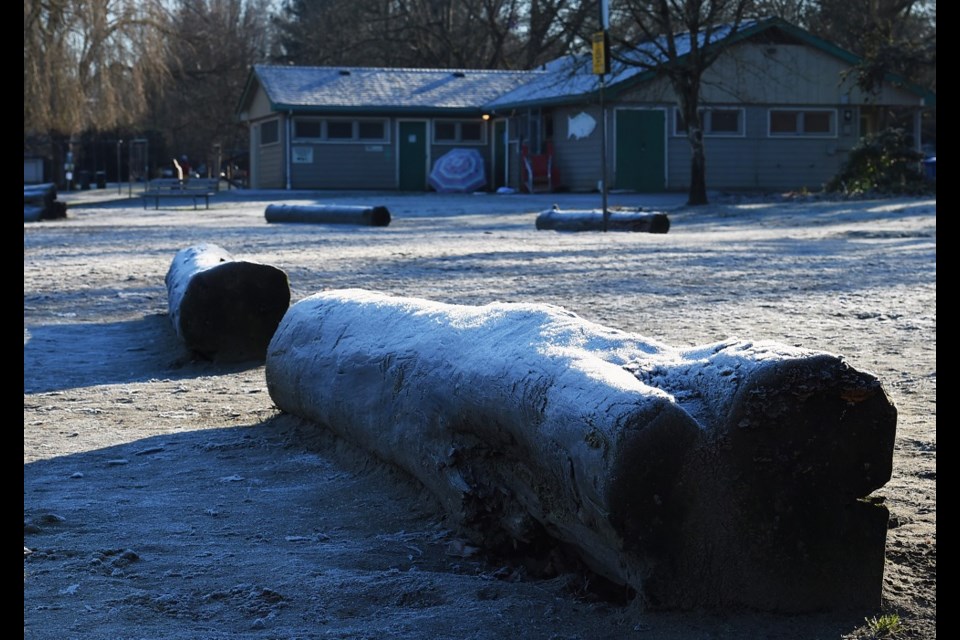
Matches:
[521,142,561,193]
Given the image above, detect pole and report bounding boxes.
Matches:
[596,0,611,232]
[117,140,123,195]
[600,77,609,232]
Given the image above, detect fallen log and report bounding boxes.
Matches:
[24,183,67,222]
[165,243,291,362]
[265,204,391,227]
[535,207,670,233]
[265,289,896,612]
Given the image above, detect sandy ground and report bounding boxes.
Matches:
[24,187,935,639]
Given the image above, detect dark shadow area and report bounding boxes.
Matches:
[24,313,263,393]
[24,415,873,639]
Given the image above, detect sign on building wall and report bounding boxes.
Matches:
[292,147,314,164]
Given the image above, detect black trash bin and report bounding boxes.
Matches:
[77,170,92,190]
[95,171,107,189]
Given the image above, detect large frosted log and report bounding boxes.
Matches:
[265,289,896,611]
[265,204,391,227]
[535,208,670,233]
[165,243,290,361]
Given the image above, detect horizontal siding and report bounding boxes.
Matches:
[246,85,274,121]
[707,44,924,106]
[258,143,285,189]
[291,143,396,189]
[667,106,860,191]
[552,106,605,192]
[621,44,923,108]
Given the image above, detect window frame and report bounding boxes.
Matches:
[260,118,280,146]
[432,119,487,145]
[673,107,745,138]
[291,117,390,144]
[767,108,838,138]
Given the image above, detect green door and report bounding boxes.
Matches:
[615,110,665,192]
[398,121,427,191]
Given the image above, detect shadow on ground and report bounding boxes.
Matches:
[24,314,262,393]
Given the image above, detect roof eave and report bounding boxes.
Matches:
[270,104,486,117]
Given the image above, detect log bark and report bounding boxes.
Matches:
[265,204,391,227]
[265,289,896,612]
[165,243,291,362]
[535,208,670,233]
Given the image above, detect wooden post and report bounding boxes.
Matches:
[265,289,896,611]
[165,243,291,362]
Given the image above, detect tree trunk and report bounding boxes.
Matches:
[676,75,709,206]
[264,204,391,227]
[535,208,670,233]
[165,243,291,362]
[687,132,709,205]
[265,289,897,611]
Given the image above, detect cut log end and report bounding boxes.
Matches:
[177,261,291,362]
[628,355,897,611]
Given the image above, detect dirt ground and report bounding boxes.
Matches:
[24,188,936,639]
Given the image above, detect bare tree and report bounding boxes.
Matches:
[271,0,595,70]
[24,0,169,141]
[147,0,274,174]
[609,0,752,205]
[515,0,595,68]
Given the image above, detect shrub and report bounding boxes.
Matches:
[826,128,933,195]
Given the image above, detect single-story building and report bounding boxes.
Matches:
[236,16,935,193]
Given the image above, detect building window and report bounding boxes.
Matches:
[292,117,389,143]
[460,122,483,142]
[260,119,280,145]
[358,120,386,140]
[434,121,457,142]
[674,108,744,136]
[768,109,836,137]
[294,120,321,139]
[326,120,353,139]
[433,120,487,145]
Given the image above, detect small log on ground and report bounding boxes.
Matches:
[24,183,67,222]
[265,204,391,227]
[266,290,896,611]
[535,207,670,233]
[166,243,291,361]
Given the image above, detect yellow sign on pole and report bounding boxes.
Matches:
[592,31,609,75]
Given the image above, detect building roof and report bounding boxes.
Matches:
[486,20,752,110]
[486,17,936,110]
[242,65,538,116]
[239,17,934,118]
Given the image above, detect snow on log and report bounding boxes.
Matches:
[265,204,391,227]
[265,289,897,612]
[24,183,66,222]
[535,208,670,233]
[165,243,291,362]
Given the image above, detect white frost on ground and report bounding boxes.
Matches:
[24,188,936,640]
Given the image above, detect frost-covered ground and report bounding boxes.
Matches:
[24,188,936,639]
